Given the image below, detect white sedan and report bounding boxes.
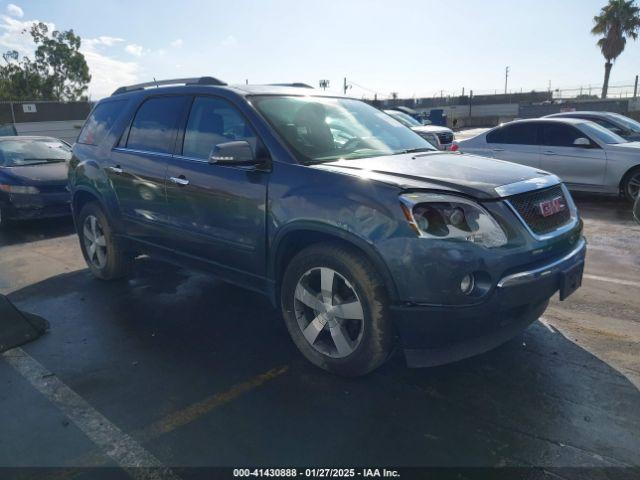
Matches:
[456,118,640,201]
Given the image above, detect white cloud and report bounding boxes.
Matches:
[82,40,139,99]
[85,35,124,48]
[125,43,144,57]
[6,4,23,18]
[221,35,237,46]
[0,15,54,56]
[170,38,183,48]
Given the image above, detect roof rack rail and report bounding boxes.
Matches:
[111,76,226,95]
[268,83,314,89]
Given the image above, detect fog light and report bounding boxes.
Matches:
[460,274,475,294]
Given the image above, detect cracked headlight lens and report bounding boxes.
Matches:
[400,193,507,248]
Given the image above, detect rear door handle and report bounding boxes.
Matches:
[492,148,505,152]
[169,176,189,186]
[543,150,556,156]
[107,165,123,174]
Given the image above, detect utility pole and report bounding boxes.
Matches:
[504,66,510,94]
[634,75,638,99]
[343,77,348,95]
[469,90,473,118]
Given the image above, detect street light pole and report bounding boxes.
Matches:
[504,66,510,94]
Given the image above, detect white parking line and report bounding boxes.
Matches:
[2,347,180,480]
[584,274,640,289]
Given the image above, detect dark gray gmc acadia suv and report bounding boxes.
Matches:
[68,77,586,376]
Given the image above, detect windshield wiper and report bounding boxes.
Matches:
[17,159,66,166]
[394,147,436,155]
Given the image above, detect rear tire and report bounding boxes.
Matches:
[77,202,132,280]
[621,167,640,202]
[280,243,394,376]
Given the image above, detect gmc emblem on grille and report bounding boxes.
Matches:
[538,196,566,217]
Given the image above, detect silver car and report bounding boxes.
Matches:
[456,118,640,201]
[545,111,640,142]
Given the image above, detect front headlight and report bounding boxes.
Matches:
[400,193,508,248]
[0,184,40,194]
[419,132,440,148]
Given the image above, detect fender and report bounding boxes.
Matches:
[269,220,400,305]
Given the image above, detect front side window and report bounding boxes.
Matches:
[0,139,71,167]
[541,123,584,147]
[182,97,257,159]
[126,96,187,154]
[252,96,434,163]
[486,123,538,145]
[78,100,127,146]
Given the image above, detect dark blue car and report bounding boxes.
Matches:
[68,78,586,376]
[0,136,72,227]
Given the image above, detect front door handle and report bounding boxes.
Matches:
[169,176,189,186]
[492,148,505,152]
[543,150,556,156]
[107,165,123,174]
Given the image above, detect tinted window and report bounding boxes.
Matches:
[541,123,584,147]
[486,123,538,145]
[78,100,126,145]
[183,97,257,159]
[127,96,186,154]
[579,122,626,144]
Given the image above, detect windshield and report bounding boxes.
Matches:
[252,96,435,163]
[579,122,627,144]
[0,139,72,167]
[609,113,640,133]
[384,110,422,127]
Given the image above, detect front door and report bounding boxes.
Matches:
[165,95,269,282]
[539,122,607,188]
[108,95,189,244]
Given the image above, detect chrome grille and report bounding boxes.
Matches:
[508,185,571,235]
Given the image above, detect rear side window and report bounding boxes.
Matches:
[126,96,187,154]
[78,100,126,145]
[541,124,584,147]
[486,123,538,145]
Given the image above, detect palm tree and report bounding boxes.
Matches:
[592,0,640,98]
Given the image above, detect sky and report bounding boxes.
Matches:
[0,0,638,100]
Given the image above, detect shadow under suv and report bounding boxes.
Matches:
[69,77,586,376]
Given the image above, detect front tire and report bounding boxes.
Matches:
[281,243,394,376]
[621,167,640,202]
[77,202,132,280]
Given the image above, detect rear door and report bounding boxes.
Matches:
[484,122,541,168]
[165,95,269,283]
[539,122,607,188]
[109,95,189,244]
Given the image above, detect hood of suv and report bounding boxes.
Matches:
[312,152,554,199]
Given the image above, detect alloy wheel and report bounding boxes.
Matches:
[626,171,640,200]
[83,215,108,269]
[293,267,365,358]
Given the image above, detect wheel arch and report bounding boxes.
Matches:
[619,164,640,198]
[270,222,399,306]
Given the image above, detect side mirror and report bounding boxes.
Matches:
[209,141,259,165]
[573,137,592,148]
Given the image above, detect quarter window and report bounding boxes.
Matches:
[182,97,257,159]
[126,96,187,154]
[541,124,584,147]
[486,123,538,145]
[78,100,127,146]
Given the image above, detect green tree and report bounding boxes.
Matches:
[0,22,91,101]
[592,0,640,98]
